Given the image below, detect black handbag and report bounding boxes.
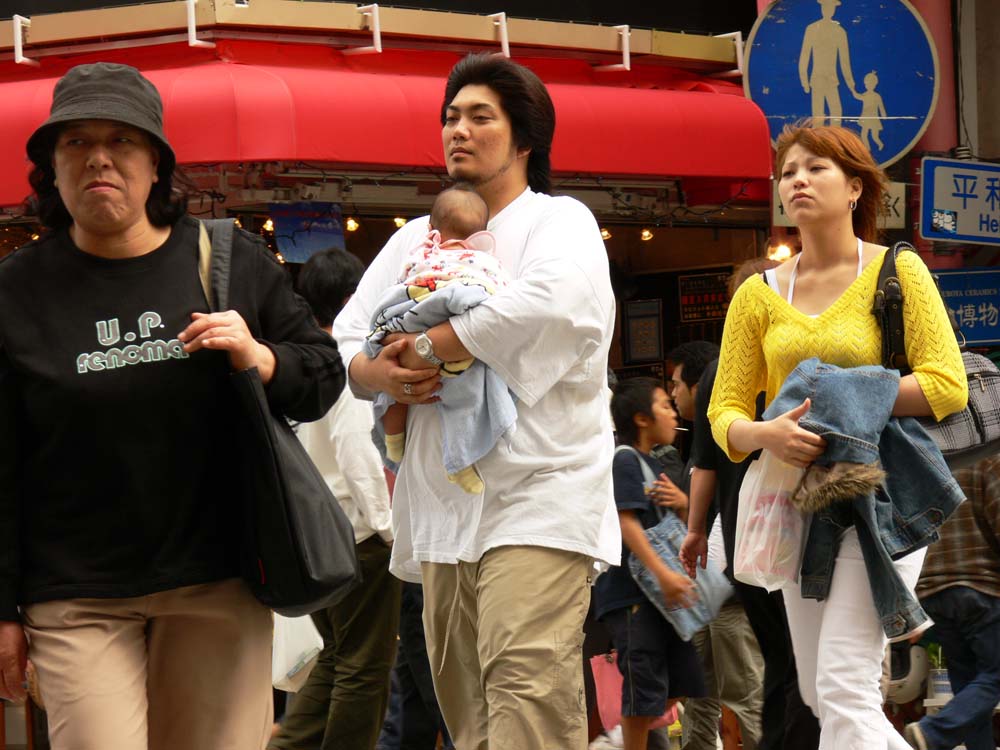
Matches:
[200,219,361,616]
[873,241,1000,469]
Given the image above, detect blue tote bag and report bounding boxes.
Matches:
[617,445,732,641]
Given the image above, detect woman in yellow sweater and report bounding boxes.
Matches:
[708,125,966,749]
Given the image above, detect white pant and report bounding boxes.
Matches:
[783,529,926,750]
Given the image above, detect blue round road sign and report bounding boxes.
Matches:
[745,0,939,168]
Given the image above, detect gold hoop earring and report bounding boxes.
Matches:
[849,199,857,211]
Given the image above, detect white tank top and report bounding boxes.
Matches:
[765,237,864,317]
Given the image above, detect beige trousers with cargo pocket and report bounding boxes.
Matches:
[421,545,593,750]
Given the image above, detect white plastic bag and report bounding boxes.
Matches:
[272,613,324,693]
[733,450,810,591]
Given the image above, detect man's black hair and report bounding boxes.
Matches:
[442,53,555,195]
[611,377,661,447]
[667,341,721,389]
[296,248,366,328]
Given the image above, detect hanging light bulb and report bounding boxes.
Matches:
[640,228,654,241]
[768,243,792,261]
[600,227,612,240]
[262,218,274,232]
[345,217,360,232]
[393,217,408,229]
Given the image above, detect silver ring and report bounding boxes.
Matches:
[403,383,413,396]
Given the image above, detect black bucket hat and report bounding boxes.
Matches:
[26,62,176,175]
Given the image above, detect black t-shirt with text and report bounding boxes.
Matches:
[0,217,342,617]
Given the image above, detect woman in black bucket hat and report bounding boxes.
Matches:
[0,63,345,749]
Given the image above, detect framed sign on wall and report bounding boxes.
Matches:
[678,272,731,324]
[623,299,663,364]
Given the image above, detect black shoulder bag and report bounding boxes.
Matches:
[873,241,1000,469]
[200,219,360,617]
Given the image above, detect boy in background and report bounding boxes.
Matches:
[594,377,705,750]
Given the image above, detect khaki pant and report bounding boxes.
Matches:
[683,600,765,750]
[421,545,592,750]
[23,578,273,750]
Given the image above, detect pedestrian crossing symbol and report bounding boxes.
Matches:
[745,0,939,168]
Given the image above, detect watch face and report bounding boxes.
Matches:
[416,336,432,357]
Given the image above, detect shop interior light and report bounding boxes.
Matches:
[640,228,654,241]
[768,243,793,261]
[233,217,242,228]
[30,233,39,241]
[262,218,274,232]
[345,217,360,232]
[600,227,612,240]
[393,217,408,228]
[275,252,285,264]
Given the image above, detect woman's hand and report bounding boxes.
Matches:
[0,621,27,702]
[350,340,441,405]
[759,398,826,468]
[178,311,276,383]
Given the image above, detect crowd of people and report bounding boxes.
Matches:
[0,47,997,750]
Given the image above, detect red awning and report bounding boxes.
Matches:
[0,41,771,208]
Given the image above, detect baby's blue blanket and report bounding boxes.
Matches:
[363,281,518,476]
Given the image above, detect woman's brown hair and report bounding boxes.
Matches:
[774,123,888,243]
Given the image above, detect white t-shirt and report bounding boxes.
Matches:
[334,188,621,581]
[295,376,393,545]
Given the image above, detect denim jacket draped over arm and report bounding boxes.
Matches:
[764,358,965,640]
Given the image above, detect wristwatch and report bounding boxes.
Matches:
[414,333,443,366]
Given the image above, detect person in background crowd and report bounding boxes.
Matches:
[905,455,1000,750]
[333,53,620,748]
[594,377,704,750]
[669,341,764,750]
[680,261,821,750]
[0,63,343,750]
[708,123,966,748]
[269,248,400,750]
[377,582,454,750]
[588,365,674,750]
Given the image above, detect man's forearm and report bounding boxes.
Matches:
[687,468,717,534]
[348,352,376,391]
[427,321,472,362]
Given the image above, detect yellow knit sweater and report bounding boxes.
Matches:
[708,249,968,462]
